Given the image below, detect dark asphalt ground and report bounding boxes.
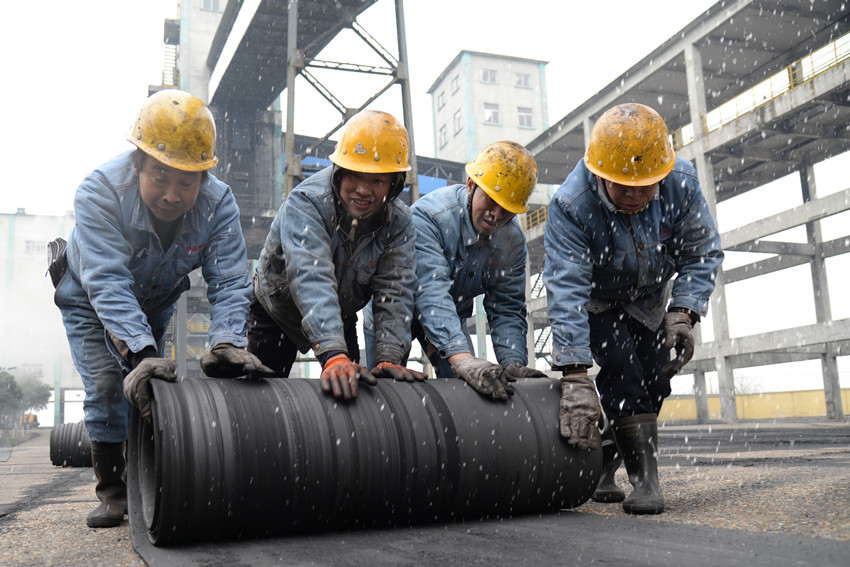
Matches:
[1,418,848,566]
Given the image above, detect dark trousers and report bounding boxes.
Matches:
[589,309,672,421]
[247,297,360,377]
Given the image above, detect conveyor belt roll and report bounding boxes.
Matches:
[128,377,601,546]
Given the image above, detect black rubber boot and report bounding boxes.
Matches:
[613,413,664,515]
[86,441,127,528]
[591,425,625,503]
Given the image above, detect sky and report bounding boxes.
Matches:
[3,0,848,397]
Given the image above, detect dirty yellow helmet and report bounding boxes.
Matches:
[585,103,675,186]
[127,89,218,172]
[329,110,411,173]
[465,141,538,214]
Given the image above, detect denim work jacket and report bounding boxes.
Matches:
[64,150,253,355]
[543,158,724,368]
[254,167,416,364]
[412,184,529,365]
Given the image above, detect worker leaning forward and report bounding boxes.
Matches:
[53,89,271,528]
[248,110,425,400]
[543,103,723,514]
[365,142,553,404]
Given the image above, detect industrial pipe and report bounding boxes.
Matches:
[127,377,601,546]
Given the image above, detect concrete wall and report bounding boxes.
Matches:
[660,389,850,423]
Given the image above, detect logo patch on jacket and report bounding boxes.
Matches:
[185,243,206,253]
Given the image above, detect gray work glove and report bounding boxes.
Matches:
[320,354,378,400]
[200,343,274,378]
[559,371,602,450]
[662,311,695,378]
[503,362,548,380]
[123,357,177,422]
[450,356,513,401]
[371,362,427,383]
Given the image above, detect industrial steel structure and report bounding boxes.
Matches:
[159,0,849,422]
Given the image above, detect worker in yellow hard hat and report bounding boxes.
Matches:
[248,110,426,399]
[52,89,271,529]
[364,140,547,398]
[543,103,724,514]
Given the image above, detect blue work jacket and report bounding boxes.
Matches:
[543,158,724,368]
[64,150,253,355]
[254,167,416,364]
[412,184,529,365]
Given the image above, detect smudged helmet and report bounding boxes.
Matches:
[329,110,411,173]
[465,141,538,214]
[585,103,675,186]
[127,89,218,172]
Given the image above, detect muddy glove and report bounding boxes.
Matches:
[450,356,513,401]
[503,362,548,380]
[200,343,274,378]
[559,371,602,450]
[123,348,177,422]
[662,311,695,378]
[371,362,427,383]
[320,354,377,400]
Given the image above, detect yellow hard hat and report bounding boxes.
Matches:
[329,110,411,173]
[585,103,675,186]
[127,89,218,172]
[465,141,538,214]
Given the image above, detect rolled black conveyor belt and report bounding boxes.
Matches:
[49,420,92,467]
[127,376,602,546]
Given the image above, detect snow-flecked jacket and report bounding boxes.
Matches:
[412,184,529,365]
[64,150,252,354]
[254,166,416,364]
[543,158,723,368]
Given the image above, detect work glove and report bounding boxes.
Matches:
[450,356,513,401]
[123,357,177,422]
[320,354,377,400]
[371,362,427,383]
[503,362,548,380]
[200,343,275,378]
[661,311,695,378]
[559,371,602,450]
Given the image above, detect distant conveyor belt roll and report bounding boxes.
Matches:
[127,377,602,546]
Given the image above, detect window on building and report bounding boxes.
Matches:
[451,75,460,93]
[21,364,43,377]
[439,125,448,148]
[518,107,533,128]
[453,110,462,134]
[515,73,531,88]
[437,91,446,110]
[483,103,500,125]
[481,69,497,84]
[202,0,221,11]
[25,240,42,254]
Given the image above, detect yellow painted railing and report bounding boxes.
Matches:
[672,29,850,149]
[524,206,547,231]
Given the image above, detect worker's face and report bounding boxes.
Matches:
[137,156,203,222]
[467,178,514,236]
[337,170,394,218]
[599,176,658,214]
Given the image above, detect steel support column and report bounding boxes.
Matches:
[685,42,736,423]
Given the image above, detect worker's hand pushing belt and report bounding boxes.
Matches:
[124,358,177,422]
[450,356,514,401]
[371,362,427,382]
[320,354,377,400]
[200,343,274,378]
[559,371,602,450]
[661,311,695,378]
[502,362,548,379]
